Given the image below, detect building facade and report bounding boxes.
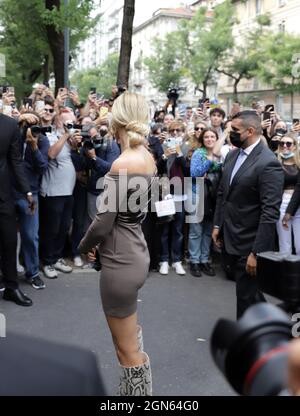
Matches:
[129,7,195,108]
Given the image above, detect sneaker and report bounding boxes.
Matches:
[190,263,202,277]
[17,264,25,274]
[27,275,46,290]
[0,281,5,292]
[172,261,186,275]
[73,256,83,267]
[54,258,73,273]
[159,261,169,275]
[43,265,58,279]
[200,263,216,276]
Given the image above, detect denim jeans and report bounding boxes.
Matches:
[188,219,213,264]
[15,195,39,279]
[39,195,74,266]
[160,206,185,263]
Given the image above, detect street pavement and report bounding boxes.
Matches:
[0,264,241,396]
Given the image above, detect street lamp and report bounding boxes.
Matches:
[64,0,69,88]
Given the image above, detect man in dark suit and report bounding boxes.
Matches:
[0,113,34,306]
[212,111,284,319]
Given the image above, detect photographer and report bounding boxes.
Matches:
[70,123,120,225]
[15,113,49,289]
[39,97,76,279]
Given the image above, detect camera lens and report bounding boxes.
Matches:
[211,303,292,396]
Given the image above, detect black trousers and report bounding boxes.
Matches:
[223,252,266,319]
[0,208,18,289]
[39,195,74,266]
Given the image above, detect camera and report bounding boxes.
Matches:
[29,125,52,136]
[167,88,179,102]
[81,132,109,152]
[211,302,292,396]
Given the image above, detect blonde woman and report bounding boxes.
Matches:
[79,92,156,396]
[276,134,300,255]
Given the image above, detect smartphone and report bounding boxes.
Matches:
[293,118,300,125]
[69,85,77,93]
[90,87,97,94]
[263,111,271,121]
[265,104,274,113]
[23,98,33,107]
[35,100,45,112]
[59,87,67,94]
[100,106,108,118]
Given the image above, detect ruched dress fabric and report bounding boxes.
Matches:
[79,172,156,318]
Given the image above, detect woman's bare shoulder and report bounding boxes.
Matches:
[110,152,156,175]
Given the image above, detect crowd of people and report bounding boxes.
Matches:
[1,83,300,395]
[0,86,300,291]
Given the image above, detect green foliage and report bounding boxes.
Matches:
[144,0,235,96]
[178,0,235,95]
[257,32,300,94]
[71,53,119,100]
[0,0,95,98]
[143,31,186,93]
[217,14,272,99]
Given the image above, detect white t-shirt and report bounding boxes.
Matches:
[40,130,76,197]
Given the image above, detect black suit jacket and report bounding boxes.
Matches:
[214,140,284,256]
[286,171,300,216]
[0,114,30,211]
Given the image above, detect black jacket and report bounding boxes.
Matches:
[0,114,30,212]
[286,171,300,216]
[214,141,284,256]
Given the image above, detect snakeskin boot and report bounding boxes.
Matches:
[118,353,152,396]
[137,325,144,352]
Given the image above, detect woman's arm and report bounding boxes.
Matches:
[78,175,120,254]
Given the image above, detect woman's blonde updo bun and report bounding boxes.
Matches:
[111,92,150,148]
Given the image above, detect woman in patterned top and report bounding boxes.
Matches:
[188,128,222,277]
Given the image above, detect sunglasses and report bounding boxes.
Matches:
[195,127,204,131]
[279,141,294,148]
[44,108,54,113]
[169,128,182,133]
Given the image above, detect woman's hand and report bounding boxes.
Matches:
[282,213,292,229]
[87,248,97,262]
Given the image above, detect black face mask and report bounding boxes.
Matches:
[229,130,247,148]
[100,129,108,138]
[269,140,280,152]
[275,128,287,137]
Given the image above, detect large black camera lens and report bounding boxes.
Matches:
[211,303,292,396]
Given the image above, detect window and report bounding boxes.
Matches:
[255,0,261,15]
[278,0,286,6]
[279,20,286,32]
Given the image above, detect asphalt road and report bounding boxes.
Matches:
[0,264,239,396]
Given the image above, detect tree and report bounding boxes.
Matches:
[177,1,235,98]
[257,32,300,118]
[117,0,135,88]
[144,31,187,93]
[71,53,119,100]
[0,0,95,97]
[216,15,271,101]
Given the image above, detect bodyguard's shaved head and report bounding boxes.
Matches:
[232,110,262,135]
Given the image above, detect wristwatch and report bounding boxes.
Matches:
[162,154,168,161]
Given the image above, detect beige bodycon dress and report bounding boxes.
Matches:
[79,172,155,318]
